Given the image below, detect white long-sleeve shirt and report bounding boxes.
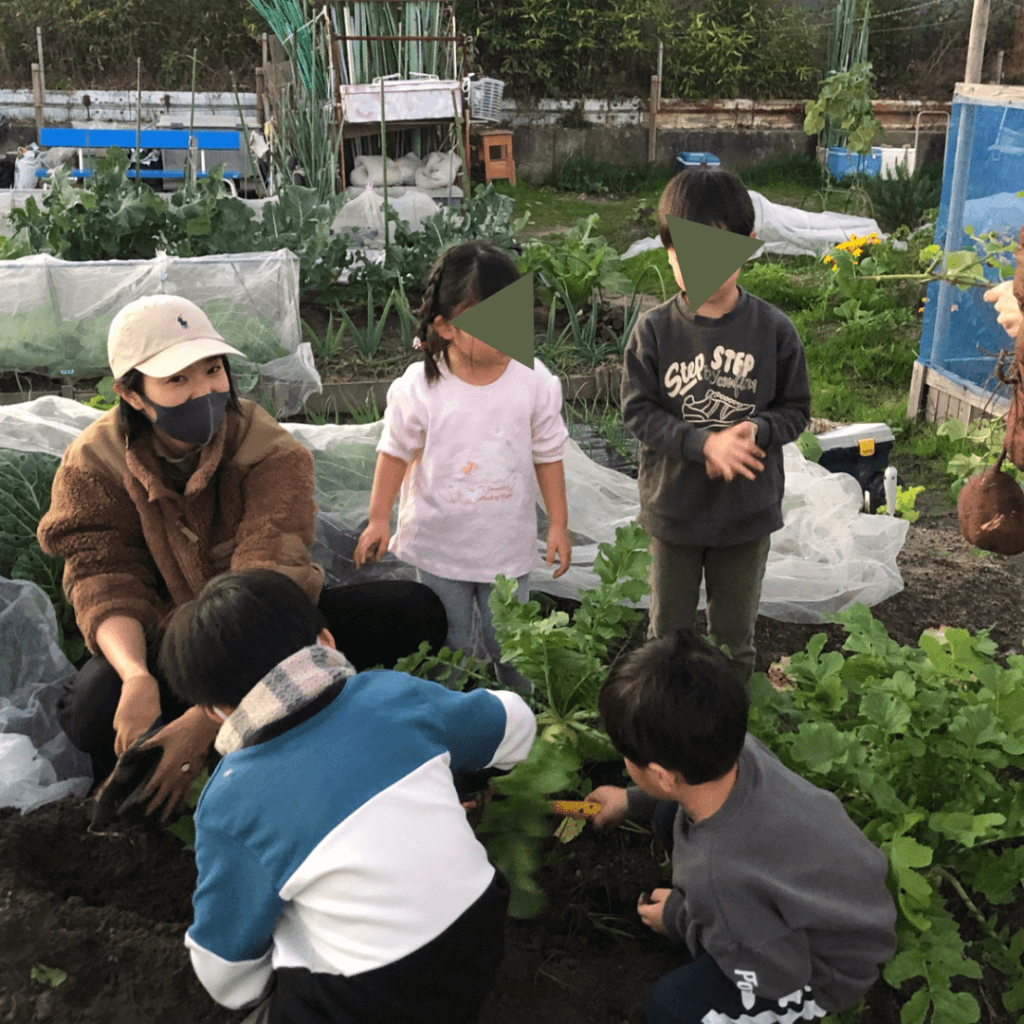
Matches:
[378,358,568,582]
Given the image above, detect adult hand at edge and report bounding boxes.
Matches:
[983,280,1024,340]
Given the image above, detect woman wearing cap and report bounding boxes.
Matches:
[38,294,447,817]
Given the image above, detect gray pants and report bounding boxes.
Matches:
[416,568,533,692]
[647,534,771,682]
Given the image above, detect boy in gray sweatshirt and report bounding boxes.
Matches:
[587,631,896,1024]
[621,168,810,681]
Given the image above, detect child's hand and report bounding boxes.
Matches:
[354,520,390,569]
[586,785,630,828]
[638,887,671,935]
[702,422,764,482]
[546,524,572,579]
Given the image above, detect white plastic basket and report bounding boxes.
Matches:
[467,78,505,122]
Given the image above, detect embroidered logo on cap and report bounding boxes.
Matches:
[177,315,189,328]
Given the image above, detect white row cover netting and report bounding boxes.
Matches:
[1,395,908,618]
[0,249,320,416]
[0,578,93,812]
[0,396,908,809]
[622,190,884,261]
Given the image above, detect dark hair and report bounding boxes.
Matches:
[115,356,241,446]
[157,568,329,709]
[657,168,755,249]
[414,241,520,384]
[598,630,749,784]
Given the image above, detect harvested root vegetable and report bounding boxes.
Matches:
[957,451,1024,555]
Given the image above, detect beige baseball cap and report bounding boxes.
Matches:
[107,295,245,380]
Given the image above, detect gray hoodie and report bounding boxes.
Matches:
[621,289,810,547]
[627,734,897,1013]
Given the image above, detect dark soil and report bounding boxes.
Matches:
[1,510,1022,1024]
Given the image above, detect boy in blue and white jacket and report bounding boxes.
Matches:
[157,568,536,1024]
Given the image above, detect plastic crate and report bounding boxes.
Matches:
[675,151,721,172]
[468,78,505,122]
[817,422,894,492]
[826,146,882,180]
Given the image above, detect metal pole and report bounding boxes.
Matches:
[965,0,991,84]
[993,49,1004,83]
[930,93,975,376]
[657,40,663,81]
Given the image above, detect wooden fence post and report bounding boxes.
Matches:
[648,74,660,163]
[32,63,44,129]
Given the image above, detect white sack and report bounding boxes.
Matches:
[415,151,459,190]
[350,155,402,187]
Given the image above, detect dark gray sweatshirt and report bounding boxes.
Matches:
[621,289,810,547]
[627,734,897,1013]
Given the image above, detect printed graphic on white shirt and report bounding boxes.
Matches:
[440,430,518,506]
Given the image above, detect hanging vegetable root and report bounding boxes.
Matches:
[957,450,1024,556]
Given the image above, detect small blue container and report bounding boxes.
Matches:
[675,151,721,173]
[826,146,883,180]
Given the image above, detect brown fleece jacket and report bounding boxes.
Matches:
[37,399,324,653]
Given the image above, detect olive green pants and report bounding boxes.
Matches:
[647,533,772,683]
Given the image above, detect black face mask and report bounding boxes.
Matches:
[146,391,230,447]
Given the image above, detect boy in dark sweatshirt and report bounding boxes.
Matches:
[621,167,811,681]
[587,631,896,1024]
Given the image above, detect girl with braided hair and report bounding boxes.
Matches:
[354,241,571,689]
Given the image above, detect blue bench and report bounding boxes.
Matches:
[36,127,245,192]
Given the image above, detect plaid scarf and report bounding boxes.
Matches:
[215,644,356,756]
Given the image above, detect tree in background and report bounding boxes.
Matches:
[458,0,819,99]
[0,0,261,90]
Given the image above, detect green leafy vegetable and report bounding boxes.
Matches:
[31,964,67,988]
[749,604,1024,1023]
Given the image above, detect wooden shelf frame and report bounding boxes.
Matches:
[329,1,471,190]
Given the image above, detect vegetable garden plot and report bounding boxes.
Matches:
[0,250,319,415]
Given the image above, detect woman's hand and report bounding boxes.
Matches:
[112,674,163,756]
[546,524,572,579]
[140,706,220,820]
[354,519,391,569]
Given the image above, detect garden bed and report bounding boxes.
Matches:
[1,510,1021,1024]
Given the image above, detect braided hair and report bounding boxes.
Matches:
[414,241,520,384]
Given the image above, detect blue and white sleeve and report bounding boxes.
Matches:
[421,685,536,773]
[185,824,283,1009]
